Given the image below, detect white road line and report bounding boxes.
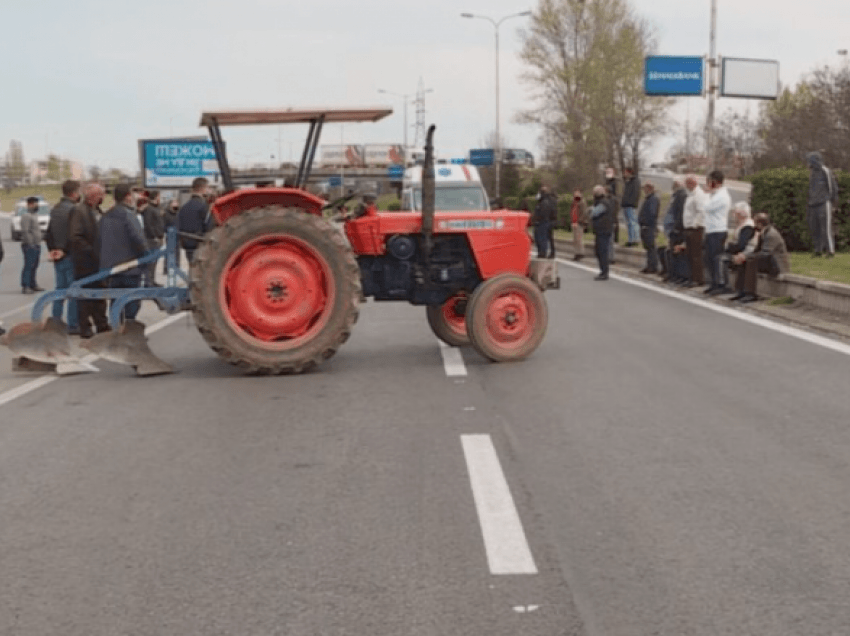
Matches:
[0,312,188,408]
[0,302,35,321]
[438,340,468,377]
[461,434,538,575]
[557,258,850,358]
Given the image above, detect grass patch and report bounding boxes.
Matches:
[766,296,795,306]
[788,252,850,285]
[1,184,62,210]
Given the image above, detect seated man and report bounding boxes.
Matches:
[732,212,791,302]
[713,201,757,296]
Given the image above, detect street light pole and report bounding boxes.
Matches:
[462,10,531,203]
[706,0,718,169]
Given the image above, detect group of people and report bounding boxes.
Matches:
[1,177,215,338]
[594,169,791,301]
[531,167,794,301]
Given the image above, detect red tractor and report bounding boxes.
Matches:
[180,108,556,373]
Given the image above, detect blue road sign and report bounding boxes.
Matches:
[328,175,343,187]
[450,157,468,165]
[387,164,404,179]
[139,138,221,188]
[644,56,704,96]
[469,149,494,166]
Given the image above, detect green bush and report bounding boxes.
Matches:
[386,201,401,211]
[750,167,849,251]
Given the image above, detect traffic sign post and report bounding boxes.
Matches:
[139,137,222,188]
[644,56,705,96]
[469,149,495,166]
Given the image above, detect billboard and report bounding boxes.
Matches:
[644,56,704,96]
[363,144,405,167]
[139,138,221,188]
[721,57,779,99]
[319,145,364,167]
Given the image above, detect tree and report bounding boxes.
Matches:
[753,64,850,170]
[518,0,673,186]
[46,154,61,181]
[88,165,102,182]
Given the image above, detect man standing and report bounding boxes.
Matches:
[682,175,707,287]
[590,185,613,280]
[139,190,165,286]
[99,184,148,322]
[806,152,839,258]
[664,179,689,283]
[533,185,558,259]
[178,177,213,263]
[45,180,81,333]
[20,196,44,294]
[702,170,732,293]
[637,182,660,274]
[69,183,110,338]
[620,167,641,247]
[570,189,589,261]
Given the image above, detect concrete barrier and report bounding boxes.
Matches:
[554,236,850,317]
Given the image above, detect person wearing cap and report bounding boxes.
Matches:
[20,196,45,294]
[99,184,148,321]
[637,182,660,274]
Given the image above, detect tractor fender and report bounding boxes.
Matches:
[211,188,325,226]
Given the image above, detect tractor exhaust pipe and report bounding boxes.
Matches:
[421,125,436,261]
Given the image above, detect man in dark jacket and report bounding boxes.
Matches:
[590,185,613,280]
[620,167,641,247]
[638,182,660,273]
[138,190,165,286]
[733,213,791,303]
[162,197,180,274]
[662,180,689,283]
[45,180,81,333]
[532,185,558,258]
[69,183,110,337]
[99,183,148,321]
[178,177,214,262]
[806,151,839,258]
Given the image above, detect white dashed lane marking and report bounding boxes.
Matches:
[438,340,468,377]
[461,434,538,575]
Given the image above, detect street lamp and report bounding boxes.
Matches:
[461,9,531,202]
[377,88,411,155]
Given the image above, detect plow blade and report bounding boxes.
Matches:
[79,320,174,377]
[0,317,99,375]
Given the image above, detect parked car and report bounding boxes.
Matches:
[10,197,50,241]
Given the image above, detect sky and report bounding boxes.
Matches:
[1,0,847,174]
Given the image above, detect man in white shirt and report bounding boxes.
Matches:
[682,175,708,287]
[702,170,732,293]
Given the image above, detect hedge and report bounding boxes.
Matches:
[750,167,849,252]
[502,195,572,229]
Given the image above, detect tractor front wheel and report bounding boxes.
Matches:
[190,206,361,374]
[466,274,548,362]
[426,293,469,347]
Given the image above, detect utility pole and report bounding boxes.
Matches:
[705,0,718,170]
[461,10,531,203]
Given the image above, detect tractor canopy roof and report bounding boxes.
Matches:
[200,107,393,127]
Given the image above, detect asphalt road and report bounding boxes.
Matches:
[1,232,850,635]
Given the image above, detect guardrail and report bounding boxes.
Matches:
[554,236,850,317]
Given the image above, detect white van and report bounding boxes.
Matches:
[400,164,490,212]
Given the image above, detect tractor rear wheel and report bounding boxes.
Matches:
[466,274,548,362]
[426,293,469,347]
[190,206,361,374]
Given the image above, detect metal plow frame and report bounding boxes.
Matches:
[5,227,190,376]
